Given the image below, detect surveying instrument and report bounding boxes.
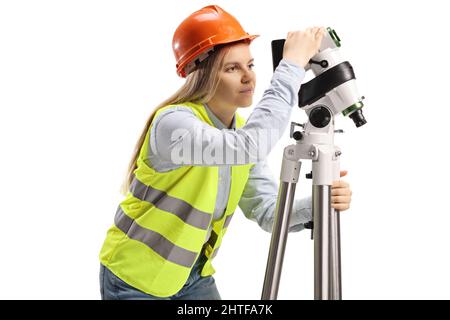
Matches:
[261,27,366,300]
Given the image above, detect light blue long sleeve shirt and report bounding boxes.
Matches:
[146,59,312,241]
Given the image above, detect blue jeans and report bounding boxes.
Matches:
[99,253,221,300]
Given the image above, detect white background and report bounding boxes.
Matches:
[1,0,449,300]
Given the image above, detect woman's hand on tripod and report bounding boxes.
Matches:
[331,170,352,211]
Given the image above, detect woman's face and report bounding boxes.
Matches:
[210,42,256,109]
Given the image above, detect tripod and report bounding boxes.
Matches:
[261,28,366,300]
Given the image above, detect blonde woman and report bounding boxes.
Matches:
[99,5,352,300]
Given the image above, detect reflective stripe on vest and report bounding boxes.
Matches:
[130,177,211,230]
[224,213,234,229]
[114,206,197,268]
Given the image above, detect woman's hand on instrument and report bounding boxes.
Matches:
[283,26,326,68]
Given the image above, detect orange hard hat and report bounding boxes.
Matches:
[172,5,259,78]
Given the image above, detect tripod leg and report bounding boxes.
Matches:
[261,156,301,300]
[313,146,342,300]
[329,206,342,299]
[313,184,332,300]
[329,157,342,299]
[312,145,338,300]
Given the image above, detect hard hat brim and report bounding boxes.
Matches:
[177,34,259,78]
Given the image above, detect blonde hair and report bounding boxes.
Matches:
[120,41,248,195]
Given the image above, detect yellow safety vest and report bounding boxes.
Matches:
[99,102,253,297]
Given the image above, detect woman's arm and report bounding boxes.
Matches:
[238,159,312,233]
[149,59,305,166]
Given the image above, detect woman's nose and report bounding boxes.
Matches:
[241,70,254,83]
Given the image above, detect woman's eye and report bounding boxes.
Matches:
[226,64,255,72]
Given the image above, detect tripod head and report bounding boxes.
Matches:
[272,27,366,129]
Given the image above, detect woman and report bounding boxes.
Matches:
[99,5,352,300]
